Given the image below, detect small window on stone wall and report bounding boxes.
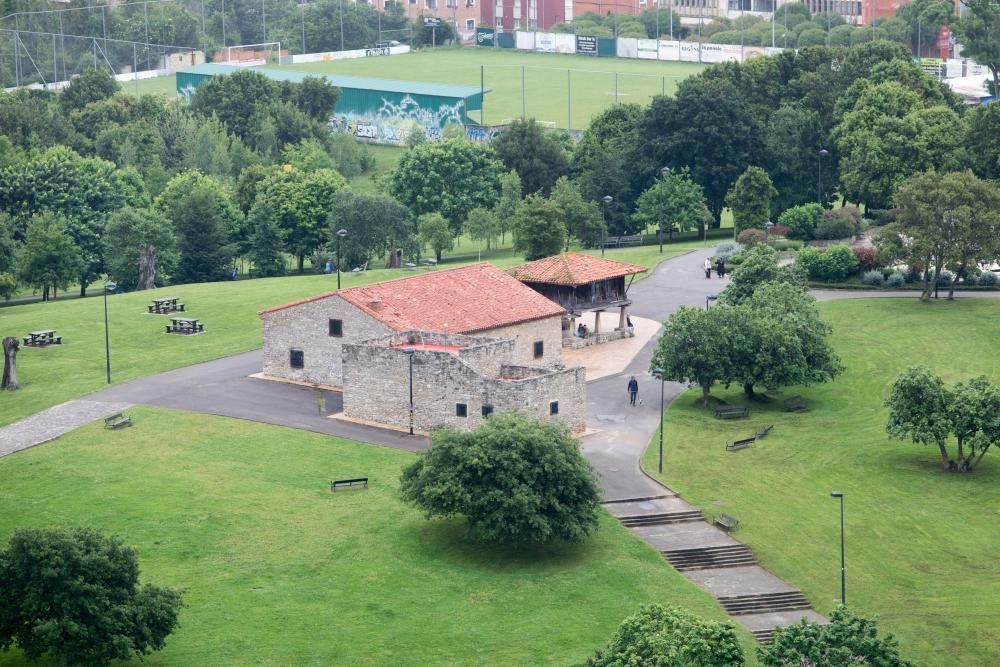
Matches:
[456,403,468,418]
[550,401,559,415]
[329,319,343,337]
[482,405,494,417]
[533,340,544,359]
[290,349,304,369]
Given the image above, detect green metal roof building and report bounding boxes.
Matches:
[176,63,487,145]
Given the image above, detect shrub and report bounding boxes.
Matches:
[399,412,601,544]
[964,273,979,286]
[813,216,854,240]
[869,208,898,225]
[714,242,744,261]
[761,606,912,667]
[886,272,906,288]
[737,228,767,247]
[770,223,790,237]
[862,269,884,286]
[770,239,803,251]
[852,246,880,271]
[726,254,745,266]
[978,270,998,286]
[795,246,825,279]
[823,245,861,280]
[777,203,823,241]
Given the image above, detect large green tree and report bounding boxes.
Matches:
[720,244,805,305]
[59,67,120,114]
[587,604,745,667]
[491,118,569,197]
[246,198,286,278]
[632,168,712,241]
[417,212,454,263]
[493,169,523,244]
[765,105,829,211]
[513,194,567,261]
[328,190,416,267]
[15,213,83,301]
[391,138,504,234]
[550,177,605,249]
[399,412,601,544]
[650,307,727,403]
[761,606,912,667]
[103,207,179,291]
[0,527,182,666]
[725,166,777,234]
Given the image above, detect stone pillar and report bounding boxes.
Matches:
[618,305,627,330]
[594,310,602,334]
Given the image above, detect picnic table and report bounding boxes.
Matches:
[165,317,204,335]
[22,330,61,347]
[148,297,185,315]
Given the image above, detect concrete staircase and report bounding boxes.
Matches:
[663,544,758,571]
[618,509,703,527]
[718,591,811,615]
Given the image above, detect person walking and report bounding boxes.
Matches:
[704,257,712,279]
[627,376,639,406]
[716,257,726,278]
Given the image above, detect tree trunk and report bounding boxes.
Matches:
[138,243,157,290]
[435,249,442,262]
[969,444,991,471]
[743,382,755,399]
[297,254,305,273]
[937,441,952,471]
[42,285,49,302]
[2,337,19,390]
[947,261,962,301]
[79,282,87,298]
[920,252,933,302]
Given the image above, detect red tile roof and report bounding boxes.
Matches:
[507,252,648,286]
[259,263,565,333]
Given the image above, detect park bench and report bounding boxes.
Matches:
[104,412,132,429]
[755,424,773,439]
[165,317,204,335]
[784,396,807,412]
[714,405,749,419]
[618,234,643,246]
[726,437,755,452]
[22,330,61,347]
[330,477,368,492]
[147,297,185,315]
[714,513,740,532]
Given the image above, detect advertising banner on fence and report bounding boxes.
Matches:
[679,42,701,62]
[658,40,681,61]
[285,45,410,64]
[516,31,535,50]
[699,43,741,63]
[476,27,496,47]
[743,46,767,60]
[636,39,658,59]
[576,34,598,56]
[617,37,638,59]
[536,32,556,53]
[555,33,576,53]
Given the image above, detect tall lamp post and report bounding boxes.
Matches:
[705,294,718,311]
[601,195,613,257]
[764,220,774,244]
[336,228,348,290]
[818,148,829,206]
[103,282,117,385]
[404,348,415,435]
[652,367,666,473]
[831,490,846,606]
[658,166,670,254]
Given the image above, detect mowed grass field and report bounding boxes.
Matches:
[0,241,710,427]
[131,48,705,128]
[642,298,1000,667]
[0,408,756,665]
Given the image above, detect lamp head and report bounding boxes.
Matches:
[652,367,664,379]
[765,221,774,229]
[104,282,117,292]
[661,166,671,175]
[707,294,718,301]
[819,149,829,157]
[337,229,348,238]
[830,490,843,498]
[602,195,614,204]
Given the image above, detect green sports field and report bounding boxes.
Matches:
[132,47,704,129]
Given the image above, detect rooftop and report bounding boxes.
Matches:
[178,63,486,99]
[508,252,648,286]
[259,263,565,333]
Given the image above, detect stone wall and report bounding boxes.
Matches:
[480,315,563,367]
[342,331,586,433]
[260,295,392,387]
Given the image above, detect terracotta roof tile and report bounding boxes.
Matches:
[259,263,565,332]
[507,252,648,286]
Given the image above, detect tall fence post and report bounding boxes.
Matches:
[521,63,525,120]
[480,63,485,124]
[614,71,618,104]
[133,42,138,96]
[567,68,571,133]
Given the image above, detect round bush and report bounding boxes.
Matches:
[978,270,998,286]
[852,246,880,271]
[795,246,825,279]
[862,270,884,286]
[737,228,767,247]
[814,216,854,240]
[714,242,744,261]
[777,203,823,241]
[886,272,906,288]
[964,274,979,286]
[822,245,861,281]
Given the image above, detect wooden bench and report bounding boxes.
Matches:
[618,234,643,246]
[166,318,204,335]
[104,412,132,429]
[330,477,368,492]
[714,405,749,419]
[784,396,807,412]
[714,513,740,532]
[23,330,60,347]
[726,437,755,452]
[755,424,773,439]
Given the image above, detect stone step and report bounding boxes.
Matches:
[619,510,703,527]
[751,628,776,645]
[662,544,757,571]
[718,591,811,615]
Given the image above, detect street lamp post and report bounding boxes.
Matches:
[658,166,670,254]
[103,282,117,385]
[764,220,774,244]
[404,349,415,435]
[653,367,666,473]
[818,149,829,206]
[601,195,613,257]
[705,294,718,311]
[831,490,846,606]
[336,228,348,290]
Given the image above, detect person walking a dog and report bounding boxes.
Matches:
[627,376,639,406]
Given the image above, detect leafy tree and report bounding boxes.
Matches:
[246,198,286,278]
[399,412,601,544]
[638,8,682,38]
[294,77,341,122]
[155,171,240,284]
[761,606,912,667]
[282,138,335,172]
[259,167,346,272]
[329,190,416,268]
[493,169,522,244]
[235,164,275,216]
[550,177,605,249]
[948,375,1000,472]
[650,307,727,403]
[633,168,712,241]
[0,527,182,665]
[464,207,501,250]
[191,70,278,144]
[391,138,504,234]
[885,365,954,470]
[15,213,83,301]
[103,207,179,291]
[721,244,805,305]
[513,194,567,261]
[0,213,16,300]
[417,213,454,262]
[59,67,120,113]
[726,166,777,234]
[954,0,1000,97]
[965,102,1000,180]
[491,118,569,197]
[587,604,745,667]
[765,105,828,212]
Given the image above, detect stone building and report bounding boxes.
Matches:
[258,263,566,389]
[342,331,586,433]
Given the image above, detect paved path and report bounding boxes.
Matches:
[0,399,132,457]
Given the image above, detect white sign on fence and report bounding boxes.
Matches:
[284,45,410,64]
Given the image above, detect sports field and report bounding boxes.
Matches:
[131,47,705,129]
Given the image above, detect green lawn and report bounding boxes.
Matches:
[0,241,710,427]
[642,297,1000,667]
[130,47,705,128]
[0,408,754,665]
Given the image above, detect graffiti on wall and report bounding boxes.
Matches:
[327,93,466,146]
